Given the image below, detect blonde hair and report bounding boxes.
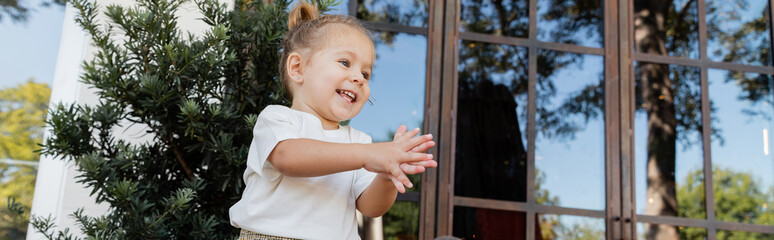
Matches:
[279,1,372,100]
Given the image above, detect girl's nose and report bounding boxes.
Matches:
[351,72,365,84]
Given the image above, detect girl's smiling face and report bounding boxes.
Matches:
[287,24,374,129]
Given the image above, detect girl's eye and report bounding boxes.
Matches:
[362,72,370,80]
[339,60,349,67]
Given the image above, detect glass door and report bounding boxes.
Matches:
[627,0,774,239]
[434,0,621,239]
[346,0,774,239]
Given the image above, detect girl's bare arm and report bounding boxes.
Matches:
[268,128,435,190]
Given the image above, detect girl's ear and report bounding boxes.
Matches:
[287,52,304,84]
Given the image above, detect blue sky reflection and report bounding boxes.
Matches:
[349,33,427,142]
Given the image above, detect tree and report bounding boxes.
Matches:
[22,0,336,238]
[0,80,50,240]
[677,168,774,240]
[0,80,50,160]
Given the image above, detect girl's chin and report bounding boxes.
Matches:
[331,111,359,122]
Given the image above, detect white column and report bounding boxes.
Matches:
[27,2,107,239]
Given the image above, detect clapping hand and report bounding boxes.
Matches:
[385,125,438,193]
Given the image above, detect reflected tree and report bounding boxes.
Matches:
[678,168,774,239]
[356,0,428,47]
[0,0,64,23]
[634,0,771,238]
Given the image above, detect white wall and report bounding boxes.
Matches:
[28,1,232,239]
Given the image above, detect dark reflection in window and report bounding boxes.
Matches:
[535,50,605,210]
[356,0,428,27]
[708,69,774,226]
[460,0,529,38]
[455,41,528,202]
[633,0,699,58]
[633,62,706,239]
[635,223,706,240]
[537,0,604,48]
[706,0,771,66]
[453,207,534,239]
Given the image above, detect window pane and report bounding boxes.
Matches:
[706,0,771,66]
[460,0,529,38]
[636,223,707,240]
[634,63,706,220]
[349,31,426,240]
[535,50,605,210]
[537,214,605,239]
[453,207,527,239]
[356,0,428,27]
[633,0,700,58]
[717,230,774,239]
[708,69,774,226]
[537,0,604,48]
[383,201,419,239]
[455,41,528,202]
[350,32,426,142]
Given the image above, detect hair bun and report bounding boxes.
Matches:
[288,1,320,29]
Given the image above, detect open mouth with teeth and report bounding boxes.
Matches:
[336,89,357,103]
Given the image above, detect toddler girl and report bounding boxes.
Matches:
[229,2,437,239]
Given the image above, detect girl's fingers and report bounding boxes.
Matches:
[389,176,405,193]
[405,152,433,162]
[407,160,438,168]
[409,140,435,153]
[393,125,407,141]
[404,134,433,151]
[404,127,421,139]
[400,163,425,175]
[390,167,413,190]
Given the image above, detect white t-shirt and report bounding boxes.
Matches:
[229,105,376,240]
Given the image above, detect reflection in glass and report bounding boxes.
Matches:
[708,69,774,226]
[453,207,529,239]
[633,62,705,239]
[537,0,604,48]
[455,41,528,202]
[633,0,699,58]
[356,0,428,27]
[535,50,605,210]
[347,32,426,239]
[287,0,348,15]
[350,32,426,142]
[460,0,529,38]
[635,223,706,240]
[538,214,605,239]
[706,0,771,66]
[717,230,774,239]
[383,201,419,239]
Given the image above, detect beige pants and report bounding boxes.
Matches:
[238,229,300,240]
